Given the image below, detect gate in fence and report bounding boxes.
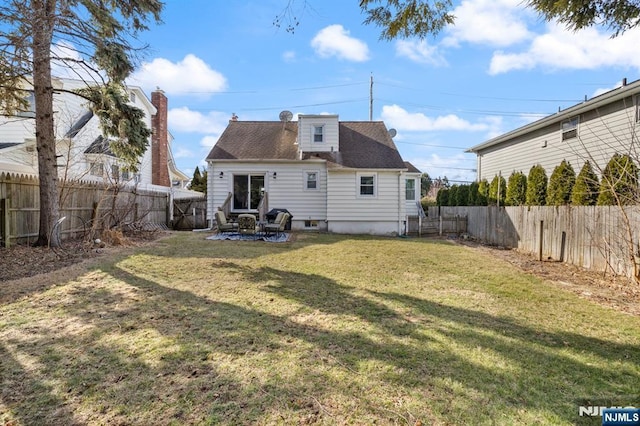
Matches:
[172,197,207,230]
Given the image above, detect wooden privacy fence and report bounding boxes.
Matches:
[0,172,170,247]
[427,205,640,279]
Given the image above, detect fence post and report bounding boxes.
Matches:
[538,220,544,261]
[1,198,9,248]
[166,193,171,227]
[439,215,443,236]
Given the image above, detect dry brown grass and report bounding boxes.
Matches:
[1,232,639,425]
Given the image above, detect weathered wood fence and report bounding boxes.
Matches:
[0,172,171,246]
[425,205,640,279]
[172,197,207,230]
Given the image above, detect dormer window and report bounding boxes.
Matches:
[313,125,324,143]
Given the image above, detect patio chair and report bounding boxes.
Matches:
[237,213,259,239]
[264,212,289,238]
[215,210,238,234]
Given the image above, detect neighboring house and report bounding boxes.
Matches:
[467,78,640,181]
[0,77,191,193]
[206,113,421,235]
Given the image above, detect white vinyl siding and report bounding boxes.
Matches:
[327,171,404,222]
[207,162,327,226]
[297,115,339,153]
[475,95,640,181]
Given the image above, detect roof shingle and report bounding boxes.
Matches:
[206,120,406,169]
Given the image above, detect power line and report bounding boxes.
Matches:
[239,98,369,112]
[395,140,468,150]
[375,82,584,103]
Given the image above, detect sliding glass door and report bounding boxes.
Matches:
[233,174,265,211]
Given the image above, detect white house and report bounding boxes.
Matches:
[467,78,640,181]
[206,113,421,235]
[0,77,192,194]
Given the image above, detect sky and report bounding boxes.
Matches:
[119,0,640,184]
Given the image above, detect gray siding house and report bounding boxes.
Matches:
[206,114,421,235]
[467,78,640,181]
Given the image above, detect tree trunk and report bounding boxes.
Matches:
[32,0,60,247]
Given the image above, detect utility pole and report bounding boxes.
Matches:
[369,74,373,121]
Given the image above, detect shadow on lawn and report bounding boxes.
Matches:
[3,260,639,424]
[257,266,640,422]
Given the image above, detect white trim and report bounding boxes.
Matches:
[357,172,377,198]
[312,124,324,143]
[303,170,319,191]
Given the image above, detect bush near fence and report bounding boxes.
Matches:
[426,205,640,280]
[0,172,170,246]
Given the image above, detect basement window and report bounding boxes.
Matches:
[561,117,578,140]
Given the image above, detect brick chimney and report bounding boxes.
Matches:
[151,89,171,187]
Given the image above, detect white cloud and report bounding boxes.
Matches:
[381,104,489,132]
[200,135,221,148]
[413,153,477,182]
[443,0,532,47]
[129,54,227,95]
[171,146,193,159]
[489,23,640,74]
[592,81,624,98]
[311,24,370,62]
[395,40,447,66]
[282,50,296,62]
[168,107,229,136]
[51,41,103,81]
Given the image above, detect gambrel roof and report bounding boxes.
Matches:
[206,120,407,170]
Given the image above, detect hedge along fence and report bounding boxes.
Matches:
[0,172,170,247]
[425,205,640,280]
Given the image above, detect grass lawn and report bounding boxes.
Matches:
[1,232,639,425]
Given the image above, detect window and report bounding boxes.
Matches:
[90,162,103,176]
[122,170,130,181]
[304,220,318,229]
[359,174,376,197]
[16,91,35,118]
[233,174,265,211]
[635,95,640,122]
[111,165,120,180]
[406,178,416,201]
[305,171,318,190]
[562,117,578,140]
[313,125,324,143]
[130,92,136,103]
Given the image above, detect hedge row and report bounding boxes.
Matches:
[437,154,639,206]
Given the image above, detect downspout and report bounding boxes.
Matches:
[398,171,403,235]
[325,168,330,232]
